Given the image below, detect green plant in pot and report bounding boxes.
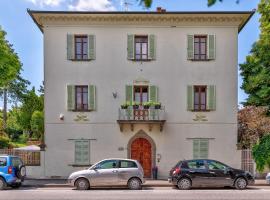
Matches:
[121,101,131,109]
[154,102,161,109]
[132,101,139,109]
[143,101,151,109]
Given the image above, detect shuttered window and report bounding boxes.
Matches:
[75,140,90,165]
[67,85,96,111]
[67,34,95,60]
[187,34,216,60]
[187,85,216,111]
[193,139,209,159]
[127,34,156,60]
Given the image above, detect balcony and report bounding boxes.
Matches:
[117,106,166,132]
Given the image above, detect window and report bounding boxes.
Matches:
[135,36,148,60]
[75,35,88,60]
[75,86,88,111]
[187,160,206,170]
[194,86,207,111]
[75,140,90,165]
[120,161,137,168]
[0,157,7,166]
[207,160,227,170]
[134,86,148,104]
[97,160,118,169]
[193,139,209,159]
[11,157,23,167]
[194,35,207,60]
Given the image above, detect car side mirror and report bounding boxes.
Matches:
[93,165,100,170]
[224,167,231,174]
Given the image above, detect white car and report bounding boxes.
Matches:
[266,173,270,184]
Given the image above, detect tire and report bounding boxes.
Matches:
[235,177,247,190]
[0,177,7,190]
[177,178,192,190]
[75,178,90,190]
[128,178,142,190]
[16,165,26,179]
[11,183,21,189]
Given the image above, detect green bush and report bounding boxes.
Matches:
[0,136,10,148]
[4,127,23,141]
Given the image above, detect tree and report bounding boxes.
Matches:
[138,0,239,8]
[240,0,270,106]
[238,106,270,149]
[0,73,30,129]
[16,87,43,134]
[252,134,270,172]
[30,111,44,140]
[0,26,24,129]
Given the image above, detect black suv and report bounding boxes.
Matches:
[168,159,254,190]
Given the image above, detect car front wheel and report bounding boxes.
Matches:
[177,178,192,190]
[75,178,90,190]
[128,178,142,190]
[235,177,247,190]
[0,177,7,190]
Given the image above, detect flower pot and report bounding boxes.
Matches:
[155,105,161,109]
[143,105,150,109]
[133,105,139,109]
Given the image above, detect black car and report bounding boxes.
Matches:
[168,159,254,190]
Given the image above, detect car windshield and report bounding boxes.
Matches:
[11,157,23,167]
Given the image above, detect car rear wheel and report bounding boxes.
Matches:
[75,178,90,190]
[11,183,22,189]
[128,178,142,190]
[0,177,7,190]
[235,177,247,190]
[177,178,192,190]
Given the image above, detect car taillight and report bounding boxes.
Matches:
[8,166,13,174]
[173,167,181,175]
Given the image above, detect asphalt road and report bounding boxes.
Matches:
[1,187,270,200]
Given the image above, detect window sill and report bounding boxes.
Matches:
[130,59,154,62]
[189,59,213,61]
[71,110,93,112]
[68,164,92,167]
[70,59,93,61]
[190,110,211,112]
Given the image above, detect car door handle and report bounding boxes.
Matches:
[112,170,118,173]
[189,170,195,173]
[209,171,216,175]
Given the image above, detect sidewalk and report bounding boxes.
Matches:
[22,179,269,188]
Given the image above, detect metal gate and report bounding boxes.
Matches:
[241,149,254,175]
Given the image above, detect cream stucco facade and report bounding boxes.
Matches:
[29,10,254,179]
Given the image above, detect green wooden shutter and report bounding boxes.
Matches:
[127,34,135,60]
[206,85,216,111]
[148,34,156,60]
[75,140,89,165]
[67,85,75,111]
[149,85,158,102]
[187,85,194,111]
[207,34,216,60]
[88,85,96,111]
[125,85,133,102]
[67,34,75,60]
[88,35,96,60]
[200,139,209,159]
[193,139,200,159]
[187,35,194,60]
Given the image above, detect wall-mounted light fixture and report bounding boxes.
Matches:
[59,113,64,120]
[112,92,117,98]
[157,153,162,163]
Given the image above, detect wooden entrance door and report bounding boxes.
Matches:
[131,138,152,178]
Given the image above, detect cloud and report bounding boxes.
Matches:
[26,0,64,7]
[68,0,115,11]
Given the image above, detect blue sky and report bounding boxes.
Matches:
[0,0,260,108]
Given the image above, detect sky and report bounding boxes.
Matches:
[0,0,260,108]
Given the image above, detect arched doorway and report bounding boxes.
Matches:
[130,137,154,178]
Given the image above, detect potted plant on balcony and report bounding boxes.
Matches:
[154,102,161,109]
[121,101,130,109]
[143,101,151,109]
[132,101,139,109]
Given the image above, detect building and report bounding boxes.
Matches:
[28,9,254,178]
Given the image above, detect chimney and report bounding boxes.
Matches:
[156,7,162,12]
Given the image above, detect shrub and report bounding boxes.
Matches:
[0,135,10,148]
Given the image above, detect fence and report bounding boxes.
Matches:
[241,149,254,175]
[0,149,40,166]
